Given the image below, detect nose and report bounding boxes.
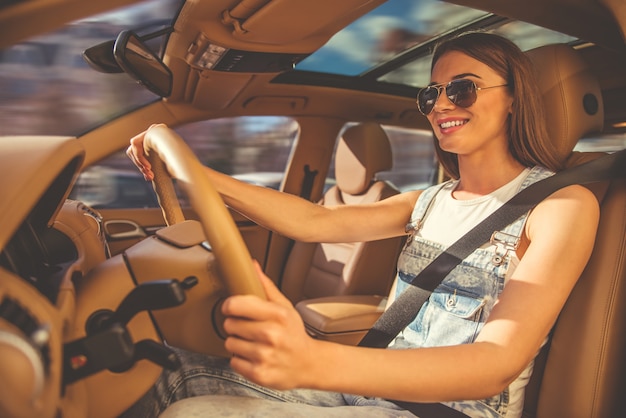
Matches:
[432,87,454,113]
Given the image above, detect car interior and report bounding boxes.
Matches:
[156,40,626,418]
[0,1,625,418]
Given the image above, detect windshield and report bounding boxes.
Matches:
[0,0,182,137]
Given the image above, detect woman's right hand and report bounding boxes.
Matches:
[126,124,163,181]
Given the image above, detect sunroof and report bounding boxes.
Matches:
[295,0,577,88]
[295,0,488,76]
[379,19,578,88]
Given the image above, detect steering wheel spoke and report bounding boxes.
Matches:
[143,124,266,299]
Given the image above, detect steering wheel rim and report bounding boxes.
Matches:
[143,124,266,299]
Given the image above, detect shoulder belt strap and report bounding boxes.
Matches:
[359,149,626,349]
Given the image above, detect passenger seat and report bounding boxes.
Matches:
[280,122,404,305]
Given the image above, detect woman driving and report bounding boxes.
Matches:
[123,32,599,418]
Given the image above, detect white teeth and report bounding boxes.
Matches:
[439,120,466,129]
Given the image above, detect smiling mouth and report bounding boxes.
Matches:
[439,120,468,129]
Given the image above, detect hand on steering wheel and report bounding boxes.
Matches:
[128,124,266,299]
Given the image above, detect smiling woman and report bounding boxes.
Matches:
[120,32,601,418]
[0,1,625,418]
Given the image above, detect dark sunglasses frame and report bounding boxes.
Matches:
[416,78,508,116]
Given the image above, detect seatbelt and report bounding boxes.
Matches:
[358,150,625,417]
[359,149,625,349]
[299,164,319,201]
[391,401,472,418]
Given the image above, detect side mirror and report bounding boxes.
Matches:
[113,30,172,97]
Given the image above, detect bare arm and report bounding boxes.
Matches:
[206,168,417,242]
[127,124,418,243]
[222,184,600,401]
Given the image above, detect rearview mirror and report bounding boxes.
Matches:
[113,30,172,97]
[83,40,124,74]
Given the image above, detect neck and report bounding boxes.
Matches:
[454,155,526,199]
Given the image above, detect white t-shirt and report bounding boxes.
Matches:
[412,168,534,418]
[419,168,531,246]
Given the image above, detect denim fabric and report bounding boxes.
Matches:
[121,166,553,418]
[119,347,416,417]
[391,166,553,418]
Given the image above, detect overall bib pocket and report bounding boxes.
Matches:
[417,290,486,347]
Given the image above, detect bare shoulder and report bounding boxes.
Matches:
[526,184,600,241]
[397,189,423,205]
[536,184,599,214]
[377,189,422,210]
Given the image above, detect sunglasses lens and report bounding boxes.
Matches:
[447,79,477,108]
[417,86,439,115]
[417,79,479,115]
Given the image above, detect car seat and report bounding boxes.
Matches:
[280,122,404,304]
[521,43,626,418]
[158,44,625,418]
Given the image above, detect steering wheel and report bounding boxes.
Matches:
[142,124,265,299]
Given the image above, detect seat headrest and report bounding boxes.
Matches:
[335,122,393,195]
[525,43,604,161]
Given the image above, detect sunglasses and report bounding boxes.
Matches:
[416,78,508,116]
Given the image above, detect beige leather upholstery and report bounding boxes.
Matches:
[159,45,625,417]
[281,122,404,304]
[527,43,604,161]
[522,44,625,418]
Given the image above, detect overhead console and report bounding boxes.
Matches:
[220,0,385,46]
[174,0,387,73]
[184,32,308,73]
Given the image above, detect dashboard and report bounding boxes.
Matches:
[0,135,227,418]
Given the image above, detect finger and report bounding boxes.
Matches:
[226,337,280,387]
[228,353,268,386]
[229,355,254,379]
[253,261,293,308]
[128,130,155,180]
[129,132,151,165]
[224,333,264,360]
[221,294,279,322]
[222,315,258,339]
[222,314,281,344]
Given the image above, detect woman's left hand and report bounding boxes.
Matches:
[221,261,318,390]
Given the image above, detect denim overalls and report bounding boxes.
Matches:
[121,167,554,418]
[389,166,553,417]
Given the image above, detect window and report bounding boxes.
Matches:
[69,116,299,208]
[175,116,298,178]
[0,0,182,137]
[576,134,626,153]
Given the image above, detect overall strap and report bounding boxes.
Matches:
[404,181,448,238]
[359,149,626,349]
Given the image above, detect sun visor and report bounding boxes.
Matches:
[222,0,384,45]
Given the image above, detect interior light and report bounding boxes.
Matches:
[185,33,228,70]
